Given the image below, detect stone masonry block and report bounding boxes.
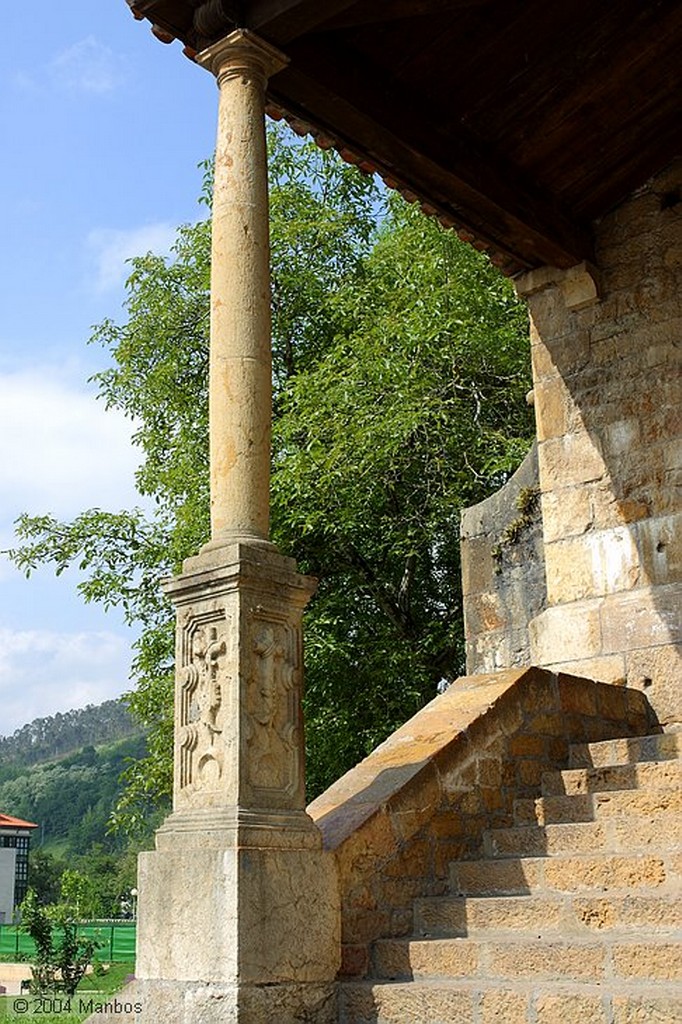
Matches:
[465,591,509,635]
[542,854,666,892]
[387,764,442,842]
[635,512,682,586]
[612,994,682,1024]
[542,484,593,543]
[612,942,682,981]
[626,642,682,726]
[534,992,608,1024]
[487,940,604,981]
[340,981,474,1024]
[534,377,580,441]
[601,584,682,653]
[373,937,480,980]
[557,676,597,716]
[545,528,640,605]
[538,431,606,490]
[530,602,603,664]
[479,989,529,1024]
[545,655,626,686]
[611,814,682,851]
[339,944,368,978]
[508,734,547,757]
[460,536,496,595]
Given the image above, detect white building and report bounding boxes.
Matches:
[0,814,38,924]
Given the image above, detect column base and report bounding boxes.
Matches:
[123,819,339,1024]
[155,806,323,850]
[83,978,337,1024]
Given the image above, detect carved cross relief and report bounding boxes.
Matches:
[179,615,229,797]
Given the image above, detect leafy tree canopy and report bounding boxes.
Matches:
[8,125,532,827]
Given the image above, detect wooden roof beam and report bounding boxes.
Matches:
[246,0,361,43]
[322,0,497,32]
[273,45,594,269]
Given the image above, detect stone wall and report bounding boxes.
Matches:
[511,159,681,726]
[307,667,656,978]
[461,444,546,674]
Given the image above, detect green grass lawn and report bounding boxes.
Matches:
[0,962,135,1023]
[0,925,136,964]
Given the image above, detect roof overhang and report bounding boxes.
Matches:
[126,0,682,275]
[0,814,38,830]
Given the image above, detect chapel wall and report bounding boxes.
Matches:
[521,159,681,726]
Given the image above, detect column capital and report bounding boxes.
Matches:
[196,28,289,86]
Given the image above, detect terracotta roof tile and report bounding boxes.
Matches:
[0,814,38,830]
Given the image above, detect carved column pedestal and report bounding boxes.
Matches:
[133,546,339,1023]
[94,28,341,1024]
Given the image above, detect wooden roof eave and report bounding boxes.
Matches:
[126,0,597,272]
[267,51,595,272]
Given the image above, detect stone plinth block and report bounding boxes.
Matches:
[86,978,337,1024]
[136,835,339,984]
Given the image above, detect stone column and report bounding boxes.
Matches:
[126,30,340,1024]
[199,30,283,550]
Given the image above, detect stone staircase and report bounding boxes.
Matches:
[338,733,682,1023]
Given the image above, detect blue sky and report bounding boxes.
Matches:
[0,3,219,734]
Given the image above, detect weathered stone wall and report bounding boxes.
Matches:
[514,159,681,726]
[307,667,656,978]
[461,444,546,674]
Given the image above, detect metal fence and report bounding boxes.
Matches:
[0,923,136,963]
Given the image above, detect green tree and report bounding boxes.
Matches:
[8,125,532,825]
[28,850,65,906]
[20,888,99,995]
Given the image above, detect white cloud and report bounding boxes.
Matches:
[0,627,131,737]
[50,37,129,95]
[0,368,141,527]
[86,223,177,293]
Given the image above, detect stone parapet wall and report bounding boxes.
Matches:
[460,443,546,674]
[307,667,656,979]
[515,159,682,726]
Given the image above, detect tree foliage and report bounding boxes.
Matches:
[0,735,148,847]
[21,888,100,995]
[8,125,532,823]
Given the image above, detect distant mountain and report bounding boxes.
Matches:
[0,700,148,854]
[0,699,139,768]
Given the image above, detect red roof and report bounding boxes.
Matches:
[0,814,38,830]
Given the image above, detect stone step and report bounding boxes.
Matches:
[371,935,682,983]
[338,979,682,1024]
[514,786,682,826]
[569,732,682,769]
[541,758,682,797]
[449,851,680,896]
[484,814,682,859]
[413,892,682,938]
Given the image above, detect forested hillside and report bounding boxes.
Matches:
[0,733,147,849]
[0,700,138,768]
[0,702,154,913]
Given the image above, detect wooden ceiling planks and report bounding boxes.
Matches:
[125,0,682,271]
[273,37,593,268]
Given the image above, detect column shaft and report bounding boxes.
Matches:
[199,32,287,546]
